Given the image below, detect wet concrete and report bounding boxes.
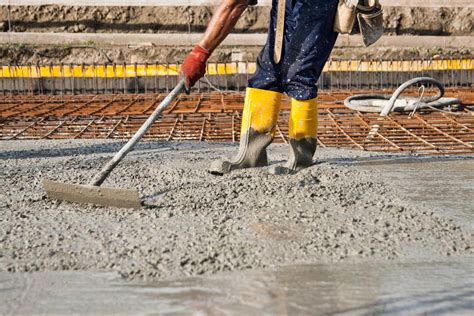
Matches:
[0,140,473,314]
[209,128,274,175]
[360,159,474,231]
[0,140,472,281]
[1,259,472,315]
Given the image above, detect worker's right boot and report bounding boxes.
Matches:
[269,96,318,175]
[209,87,282,175]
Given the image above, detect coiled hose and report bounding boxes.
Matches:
[343,77,462,139]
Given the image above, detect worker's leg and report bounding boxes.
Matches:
[271,97,318,175]
[209,0,284,175]
[247,0,284,93]
[282,0,339,101]
[209,88,282,175]
[272,0,338,174]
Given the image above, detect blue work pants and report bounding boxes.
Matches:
[248,0,339,100]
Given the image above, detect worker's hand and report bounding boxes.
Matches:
[180,45,211,93]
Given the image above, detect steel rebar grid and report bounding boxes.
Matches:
[1,89,473,155]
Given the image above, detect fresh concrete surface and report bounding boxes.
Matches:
[1,259,473,314]
[0,140,472,281]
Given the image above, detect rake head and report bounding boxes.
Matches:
[43,179,142,209]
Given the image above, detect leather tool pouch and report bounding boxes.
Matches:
[357,1,383,46]
[333,0,358,34]
[334,0,383,47]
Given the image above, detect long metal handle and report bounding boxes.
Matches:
[90,79,185,186]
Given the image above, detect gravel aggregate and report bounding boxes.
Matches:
[0,140,471,280]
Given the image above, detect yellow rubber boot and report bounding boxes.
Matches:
[209,87,282,175]
[270,97,318,175]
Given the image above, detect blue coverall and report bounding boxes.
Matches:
[248,0,339,101]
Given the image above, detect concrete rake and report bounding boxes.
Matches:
[42,79,185,209]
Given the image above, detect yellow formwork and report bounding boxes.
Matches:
[0,59,472,78]
[324,59,473,72]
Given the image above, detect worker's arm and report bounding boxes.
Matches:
[181,0,250,90]
[199,0,250,52]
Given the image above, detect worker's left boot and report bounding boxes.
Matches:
[270,97,318,175]
[209,87,282,175]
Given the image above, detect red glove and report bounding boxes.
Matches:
[180,45,211,92]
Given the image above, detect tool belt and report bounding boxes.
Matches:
[333,0,383,47]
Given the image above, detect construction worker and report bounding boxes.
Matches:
[181,0,339,174]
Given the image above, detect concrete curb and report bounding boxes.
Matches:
[2,33,473,49]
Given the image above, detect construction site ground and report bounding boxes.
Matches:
[1,4,473,64]
[2,5,472,36]
[2,89,474,155]
[1,139,472,278]
[1,139,473,313]
[1,1,473,313]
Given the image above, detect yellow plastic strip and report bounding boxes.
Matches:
[323,59,474,72]
[0,59,472,78]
